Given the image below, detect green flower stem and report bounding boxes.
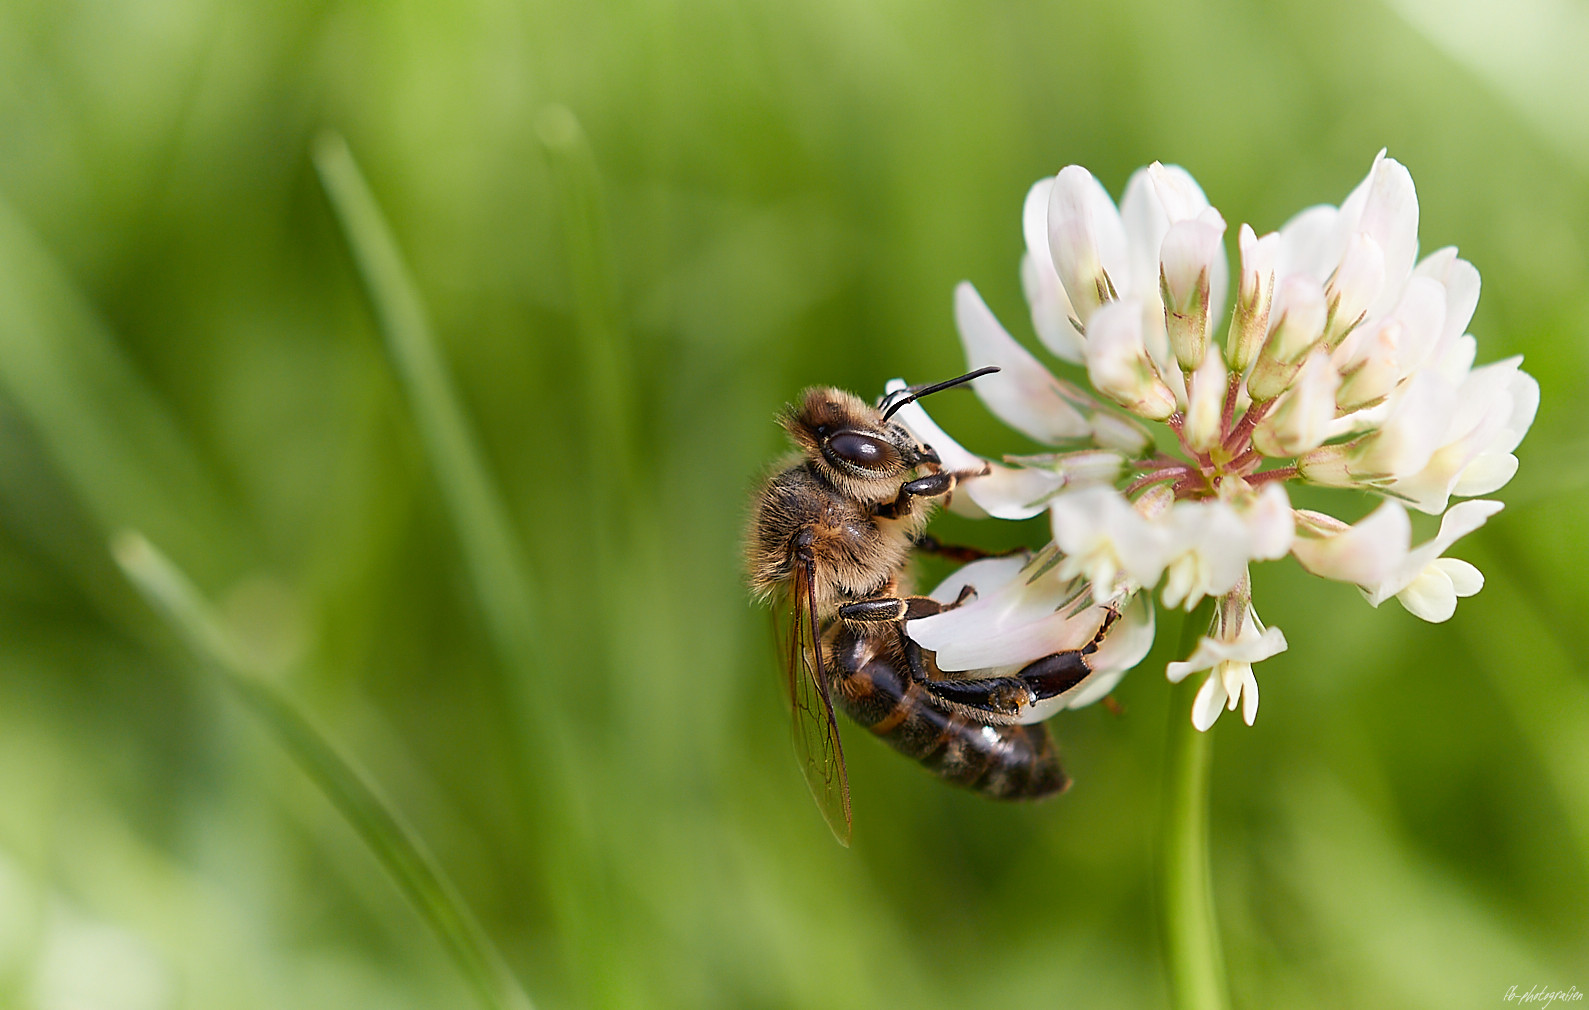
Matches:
[1159,597,1231,1010]
[112,532,536,1010]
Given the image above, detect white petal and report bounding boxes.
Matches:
[1435,556,1485,597]
[930,603,1106,671]
[1502,368,1540,451]
[1050,485,1173,591]
[1048,165,1129,324]
[910,560,1107,671]
[1333,148,1383,236]
[1382,362,1534,511]
[1434,333,1478,385]
[1023,178,1056,275]
[955,282,1091,442]
[1347,154,1419,317]
[1436,350,1519,446]
[1393,566,1457,622]
[1191,673,1227,731]
[1119,167,1168,303]
[1431,498,1504,554]
[962,462,1069,520]
[910,562,1067,653]
[1160,218,1226,311]
[1267,274,1329,361]
[1240,484,1295,560]
[1452,452,1518,498]
[1466,363,1539,459]
[1327,233,1386,339]
[1376,275,1448,382]
[1147,162,1214,222]
[1183,351,1227,452]
[1363,498,1501,605]
[1084,299,1176,420]
[925,553,1032,604]
[1237,665,1259,725]
[1160,501,1250,610]
[1413,247,1481,361]
[1231,624,1288,664]
[1089,411,1153,455]
[1276,204,1342,284]
[1022,179,1087,363]
[1291,500,1410,585]
[1350,370,1458,480]
[1021,252,1086,363]
[1380,442,1471,515]
[1167,623,1287,676]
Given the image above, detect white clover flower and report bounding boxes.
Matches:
[894,151,1536,729]
[1365,499,1501,621]
[1166,594,1287,730]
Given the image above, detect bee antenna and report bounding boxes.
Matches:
[880,366,999,421]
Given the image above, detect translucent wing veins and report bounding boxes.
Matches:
[785,557,852,846]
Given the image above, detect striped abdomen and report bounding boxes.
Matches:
[826,627,1069,800]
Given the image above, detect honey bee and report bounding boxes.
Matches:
[747,368,1115,845]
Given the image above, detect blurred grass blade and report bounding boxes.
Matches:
[535,104,638,506]
[0,193,242,567]
[310,129,581,819]
[111,532,536,1010]
[312,134,620,1006]
[311,133,543,676]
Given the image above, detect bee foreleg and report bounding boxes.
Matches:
[899,472,955,498]
[872,471,958,519]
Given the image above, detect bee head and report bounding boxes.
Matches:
[782,388,937,502]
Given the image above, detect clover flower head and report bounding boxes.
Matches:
[893,151,1536,729]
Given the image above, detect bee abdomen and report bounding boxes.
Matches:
[831,637,1069,800]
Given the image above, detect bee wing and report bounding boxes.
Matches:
[782,558,852,846]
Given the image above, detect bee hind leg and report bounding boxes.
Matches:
[916,649,1094,722]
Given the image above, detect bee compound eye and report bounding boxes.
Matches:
[828,432,894,469]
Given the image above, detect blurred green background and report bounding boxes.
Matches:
[0,0,1586,1007]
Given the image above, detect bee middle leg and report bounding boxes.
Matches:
[836,584,976,624]
[911,534,1025,564]
[872,468,984,519]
